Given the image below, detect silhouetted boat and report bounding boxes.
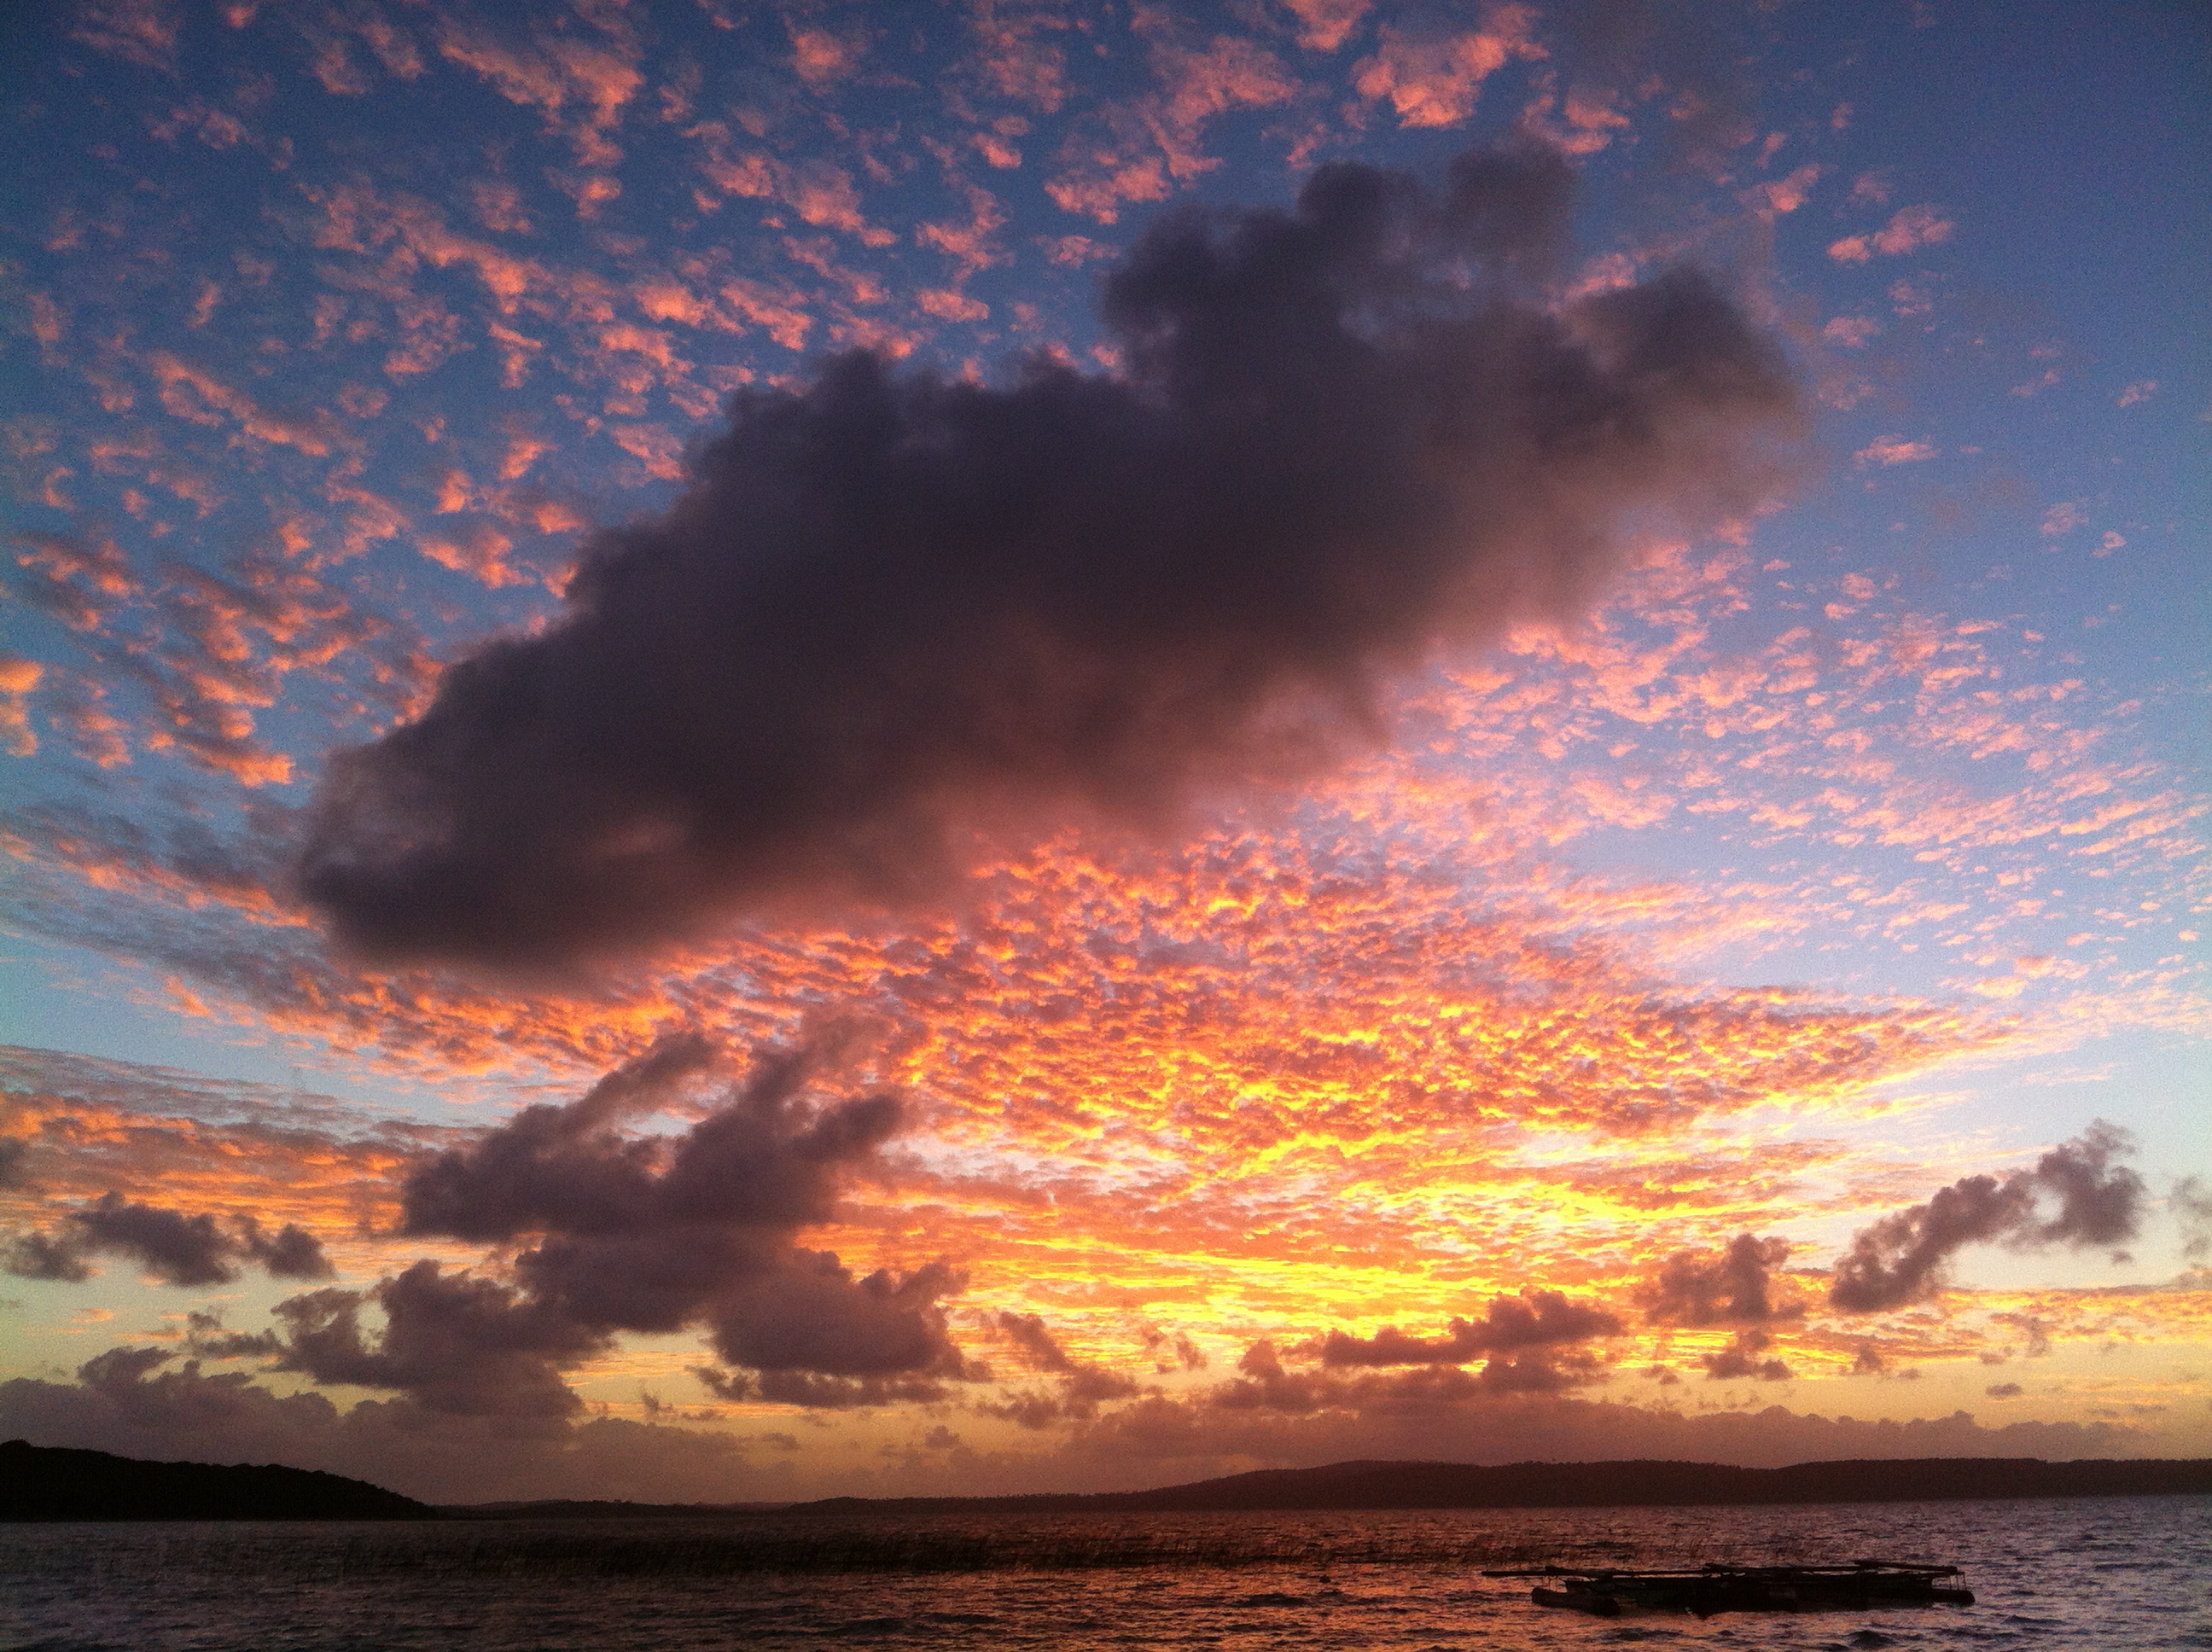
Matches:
[1482,1558,1974,1617]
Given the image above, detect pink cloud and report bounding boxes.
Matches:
[966,0,1069,112]
[1157,32,1298,156]
[795,166,894,245]
[689,127,774,200]
[917,182,1010,280]
[1520,87,1630,157]
[484,322,543,388]
[685,127,894,247]
[719,280,813,351]
[632,279,713,329]
[788,23,865,90]
[42,672,131,769]
[1744,163,1821,216]
[147,100,247,149]
[971,130,1022,169]
[418,521,525,589]
[434,18,641,168]
[468,180,532,235]
[917,288,989,323]
[1854,436,1936,467]
[548,170,622,220]
[1045,30,1296,222]
[1351,6,1543,129]
[0,656,43,757]
[309,183,548,313]
[596,323,686,376]
[1282,0,1371,52]
[1043,234,1116,266]
[609,422,684,482]
[148,355,341,456]
[1045,143,1172,224]
[382,295,467,380]
[69,0,181,73]
[1828,204,1954,264]
[296,5,424,96]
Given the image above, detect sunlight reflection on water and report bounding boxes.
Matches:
[3,1496,2205,1650]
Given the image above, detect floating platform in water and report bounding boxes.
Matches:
[1482,1558,1975,1617]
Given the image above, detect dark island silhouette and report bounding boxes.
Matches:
[6,1440,2205,1521]
[789,1456,2210,1516]
[431,1457,2212,1519]
[1,1440,431,1521]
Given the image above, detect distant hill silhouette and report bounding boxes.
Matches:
[786,1457,2212,1517]
[11,1443,2204,1521]
[444,1498,791,1518]
[0,1440,431,1521]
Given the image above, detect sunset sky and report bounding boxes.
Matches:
[1,0,2206,1505]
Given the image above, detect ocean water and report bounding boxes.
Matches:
[2,1496,2205,1650]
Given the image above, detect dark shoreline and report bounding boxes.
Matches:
[1,1440,432,1521]
[7,1440,2207,1522]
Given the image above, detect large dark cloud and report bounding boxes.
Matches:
[1829,1122,2147,1313]
[3,1191,331,1288]
[297,143,1802,970]
[236,1038,966,1417]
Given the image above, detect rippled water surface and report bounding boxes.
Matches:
[3,1496,2206,1650]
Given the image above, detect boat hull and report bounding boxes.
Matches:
[1523,1576,1974,1616]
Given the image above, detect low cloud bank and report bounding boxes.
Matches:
[0,1342,2157,1506]
[1315,1290,1621,1376]
[3,1042,2176,1496]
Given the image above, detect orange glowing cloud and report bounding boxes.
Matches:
[1351,7,1543,129]
[1045,26,1297,222]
